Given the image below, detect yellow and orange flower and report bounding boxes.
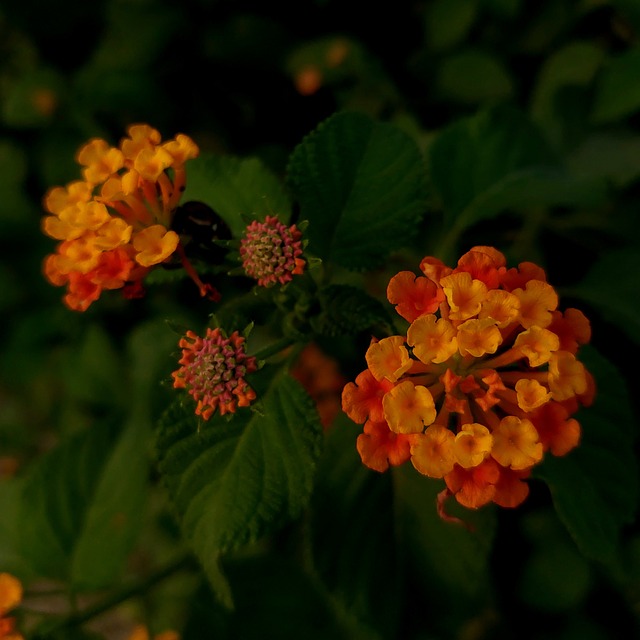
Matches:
[42,124,214,311]
[128,624,179,640]
[0,573,23,640]
[342,246,594,514]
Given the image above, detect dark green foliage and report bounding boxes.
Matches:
[310,284,394,337]
[3,1,640,638]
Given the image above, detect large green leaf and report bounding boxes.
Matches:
[591,48,640,124]
[534,347,638,564]
[18,419,149,588]
[565,247,640,346]
[182,153,292,237]
[155,370,323,600]
[518,511,592,612]
[393,463,497,609]
[568,134,640,188]
[310,415,402,639]
[436,49,513,104]
[425,0,478,51]
[286,111,428,270]
[530,41,605,148]
[224,554,351,640]
[428,105,607,258]
[70,421,150,589]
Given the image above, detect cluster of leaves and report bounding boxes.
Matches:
[1,1,640,639]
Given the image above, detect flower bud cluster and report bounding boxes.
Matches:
[172,327,258,420]
[239,215,305,287]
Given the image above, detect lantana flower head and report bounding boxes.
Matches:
[239,215,305,287]
[342,246,594,515]
[172,327,258,420]
[0,573,23,640]
[42,124,214,311]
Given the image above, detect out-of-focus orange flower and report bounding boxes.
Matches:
[0,573,24,640]
[291,343,347,428]
[128,624,180,640]
[342,246,594,516]
[42,124,216,311]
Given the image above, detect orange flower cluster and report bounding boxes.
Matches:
[42,124,206,311]
[342,246,594,513]
[0,573,23,640]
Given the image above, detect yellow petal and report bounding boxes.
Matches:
[383,380,436,434]
[410,424,456,478]
[133,225,179,266]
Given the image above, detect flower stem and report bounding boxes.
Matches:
[32,553,195,638]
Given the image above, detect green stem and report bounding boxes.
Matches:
[33,553,195,638]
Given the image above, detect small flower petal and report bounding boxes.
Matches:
[441,272,488,321]
[383,380,436,434]
[407,315,457,364]
[491,416,543,470]
[365,336,412,382]
[410,424,456,477]
[454,423,493,468]
[133,225,179,266]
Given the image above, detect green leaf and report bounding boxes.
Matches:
[530,41,605,147]
[534,347,638,564]
[428,105,607,257]
[393,463,497,609]
[519,511,592,612]
[425,0,478,51]
[591,48,640,124]
[224,554,350,640]
[286,111,428,270]
[126,318,184,424]
[182,153,292,237]
[565,247,640,346]
[436,49,513,104]
[310,284,393,337]
[0,478,30,576]
[59,324,124,408]
[568,134,640,188]
[70,420,150,589]
[521,545,591,611]
[480,0,520,18]
[155,370,323,601]
[310,415,402,638]
[18,420,149,588]
[81,0,184,71]
[429,105,553,224]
